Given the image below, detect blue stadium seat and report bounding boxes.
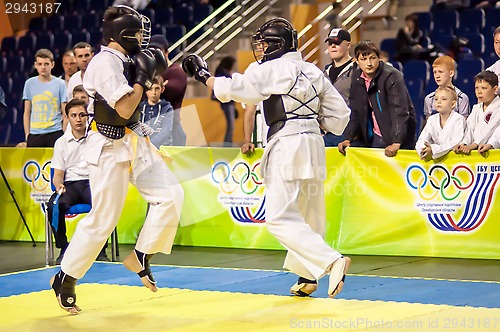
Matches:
[165,24,187,45]
[193,4,213,24]
[89,0,108,12]
[483,36,497,68]
[0,75,12,94]
[433,10,458,36]
[173,5,194,28]
[54,32,73,54]
[156,7,174,25]
[0,55,6,72]
[18,33,36,57]
[46,16,64,33]
[64,13,82,33]
[432,34,455,52]
[73,0,90,12]
[139,8,155,25]
[460,33,485,57]
[5,55,25,75]
[89,30,103,50]
[0,36,17,55]
[425,75,438,96]
[414,12,433,37]
[380,38,397,62]
[484,7,500,36]
[457,8,484,35]
[403,60,431,87]
[72,30,91,44]
[83,12,101,33]
[29,17,46,35]
[151,24,167,37]
[35,32,55,51]
[456,58,484,95]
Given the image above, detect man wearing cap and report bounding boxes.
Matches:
[323,28,355,147]
[149,35,188,146]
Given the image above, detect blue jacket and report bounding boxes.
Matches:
[139,99,174,149]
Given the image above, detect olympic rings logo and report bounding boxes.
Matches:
[211,161,262,195]
[23,160,51,192]
[406,165,475,201]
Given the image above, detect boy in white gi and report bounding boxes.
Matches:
[183,18,351,298]
[454,70,500,154]
[50,5,184,314]
[416,86,467,160]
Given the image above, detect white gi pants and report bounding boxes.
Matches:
[61,135,183,279]
[264,138,341,281]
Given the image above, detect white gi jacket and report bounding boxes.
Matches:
[463,96,500,145]
[415,111,467,159]
[214,52,350,181]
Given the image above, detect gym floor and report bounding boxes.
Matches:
[1,241,500,331]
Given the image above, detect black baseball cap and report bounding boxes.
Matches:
[325,28,351,45]
[149,35,169,50]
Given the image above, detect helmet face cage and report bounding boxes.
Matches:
[116,5,151,50]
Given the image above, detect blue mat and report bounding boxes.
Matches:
[1,263,499,308]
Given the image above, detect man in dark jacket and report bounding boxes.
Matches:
[338,41,416,157]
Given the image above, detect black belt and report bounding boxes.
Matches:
[267,120,286,140]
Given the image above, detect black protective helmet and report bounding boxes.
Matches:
[102,5,151,55]
[251,18,298,63]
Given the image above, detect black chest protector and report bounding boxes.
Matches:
[92,55,142,139]
[262,71,319,140]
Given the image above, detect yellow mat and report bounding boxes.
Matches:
[1,284,500,331]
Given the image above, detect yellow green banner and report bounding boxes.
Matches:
[1,147,499,259]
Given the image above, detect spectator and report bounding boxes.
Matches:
[149,35,187,146]
[486,26,500,80]
[338,41,417,157]
[60,50,77,86]
[23,49,67,147]
[416,86,467,160]
[67,43,94,102]
[395,14,430,63]
[72,85,89,106]
[138,75,175,149]
[47,98,110,264]
[323,28,355,146]
[214,56,237,146]
[424,55,470,118]
[455,70,500,154]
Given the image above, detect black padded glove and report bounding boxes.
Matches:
[182,54,212,86]
[150,47,168,74]
[134,49,157,89]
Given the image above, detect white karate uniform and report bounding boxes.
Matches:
[61,46,184,279]
[415,111,467,159]
[215,52,350,280]
[463,96,500,145]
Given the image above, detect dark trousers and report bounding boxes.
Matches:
[220,102,235,145]
[47,180,104,250]
[27,130,64,147]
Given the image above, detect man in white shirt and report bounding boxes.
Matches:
[66,42,94,102]
[48,99,109,264]
[184,18,351,299]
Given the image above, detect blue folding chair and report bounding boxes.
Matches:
[45,168,119,266]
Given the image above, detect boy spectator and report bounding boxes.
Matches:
[48,98,109,264]
[138,75,174,149]
[23,49,67,147]
[424,55,470,118]
[338,41,416,157]
[454,70,500,154]
[416,86,467,160]
[72,85,89,105]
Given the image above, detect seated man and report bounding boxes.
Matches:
[47,98,109,264]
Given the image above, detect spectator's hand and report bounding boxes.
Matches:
[478,143,493,156]
[419,142,432,160]
[241,142,255,155]
[56,184,66,194]
[338,140,351,155]
[385,143,401,157]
